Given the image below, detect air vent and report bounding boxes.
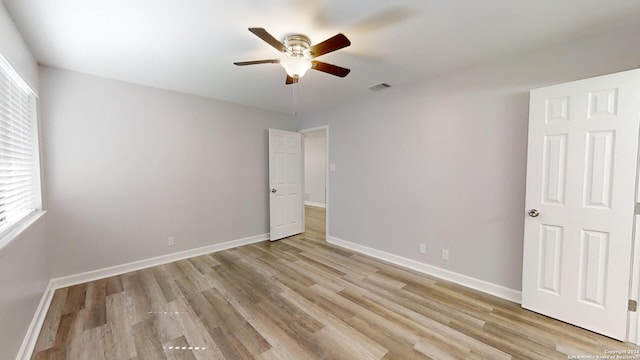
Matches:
[368,83,391,91]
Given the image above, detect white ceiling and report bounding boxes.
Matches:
[4,0,640,114]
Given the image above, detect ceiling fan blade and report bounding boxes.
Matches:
[248,28,288,53]
[309,33,350,58]
[311,61,351,77]
[285,75,299,85]
[234,59,280,66]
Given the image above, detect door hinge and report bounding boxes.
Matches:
[635,203,640,215]
[629,299,637,312]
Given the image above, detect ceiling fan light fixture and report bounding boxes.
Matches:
[280,56,312,78]
[234,28,351,84]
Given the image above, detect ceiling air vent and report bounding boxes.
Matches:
[368,83,391,91]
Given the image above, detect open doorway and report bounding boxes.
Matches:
[300,126,328,241]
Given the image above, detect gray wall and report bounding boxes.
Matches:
[0,1,37,89]
[39,66,296,277]
[0,218,49,360]
[298,22,640,291]
[0,3,49,360]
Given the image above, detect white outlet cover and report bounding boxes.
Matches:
[330,164,336,172]
[419,244,426,254]
[441,249,449,260]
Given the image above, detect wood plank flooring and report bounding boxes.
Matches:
[32,206,639,359]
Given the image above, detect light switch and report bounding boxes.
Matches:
[330,164,336,172]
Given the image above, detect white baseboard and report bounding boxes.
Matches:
[15,280,55,360]
[304,201,326,208]
[16,233,268,360]
[51,233,268,289]
[327,236,522,304]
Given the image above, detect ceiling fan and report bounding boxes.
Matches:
[234,28,351,85]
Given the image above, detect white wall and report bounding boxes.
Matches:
[304,131,326,206]
[39,66,297,278]
[0,3,49,359]
[298,22,640,291]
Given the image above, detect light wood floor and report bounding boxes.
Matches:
[32,206,639,359]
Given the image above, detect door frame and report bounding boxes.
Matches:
[629,157,640,344]
[626,105,640,345]
[299,125,330,240]
[630,214,640,344]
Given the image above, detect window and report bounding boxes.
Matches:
[0,54,39,236]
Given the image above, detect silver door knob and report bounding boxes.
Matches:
[528,209,540,217]
[271,189,277,193]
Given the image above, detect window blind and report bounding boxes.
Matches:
[0,55,37,234]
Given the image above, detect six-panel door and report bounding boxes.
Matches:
[522,69,640,340]
[269,129,303,241]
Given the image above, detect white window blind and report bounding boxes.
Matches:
[0,55,37,234]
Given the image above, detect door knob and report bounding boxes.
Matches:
[528,209,540,217]
[271,189,277,193]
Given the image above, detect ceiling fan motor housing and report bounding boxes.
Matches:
[284,34,311,58]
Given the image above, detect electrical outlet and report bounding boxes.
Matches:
[441,249,449,261]
[168,237,175,247]
[419,244,426,254]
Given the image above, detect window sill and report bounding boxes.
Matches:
[0,210,47,255]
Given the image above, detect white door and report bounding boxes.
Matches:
[269,129,303,241]
[522,69,640,340]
